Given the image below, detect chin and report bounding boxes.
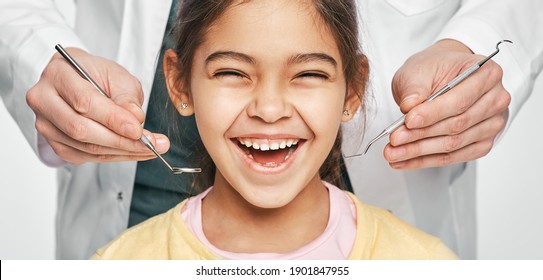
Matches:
[238,182,302,209]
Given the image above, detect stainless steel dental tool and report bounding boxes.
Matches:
[55,44,201,174]
[346,40,513,158]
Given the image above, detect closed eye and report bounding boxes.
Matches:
[213,69,248,79]
[294,71,329,80]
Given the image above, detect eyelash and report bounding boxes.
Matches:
[212,70,329,81]
[213,70,247,79]
[295,71,329,80]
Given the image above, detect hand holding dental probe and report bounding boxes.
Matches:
[345,39,513,159]
[55,44,201,174]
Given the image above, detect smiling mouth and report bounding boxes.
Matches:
[236,138,301,167]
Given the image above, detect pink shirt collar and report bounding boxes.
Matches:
[181,182,357,259]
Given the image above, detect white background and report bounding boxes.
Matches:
[1,0,542,260]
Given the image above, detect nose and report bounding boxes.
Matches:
[246,80,293,123]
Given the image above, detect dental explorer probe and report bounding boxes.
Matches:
[55,44,201,175]
[346,40,512,158]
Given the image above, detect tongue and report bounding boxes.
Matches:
[251,148,290,165]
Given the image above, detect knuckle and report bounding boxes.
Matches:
[128,78,144,103]
[496,90,511,110]
[26,88,40,109]
[490,62,504,80]
[479,140,494,157]
[72,91,92,114]
[133,78,142,91]
[105,111,119,130]
[65,119,88,141]
[41,62,58,80]
[444,134,463,152]
[34,118,47,135]
[482,60,502,82]
[492,115,507,132]
[26,89,35,105]
[449,115,469,135]
[456,96,472,114]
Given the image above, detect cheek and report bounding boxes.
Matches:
[193,96,229,137]
[293,90,344,138]
[191,86,247,150]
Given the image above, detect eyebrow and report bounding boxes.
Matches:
[287,53,337,68]
[205,51,337,68]
[205,51,256,65]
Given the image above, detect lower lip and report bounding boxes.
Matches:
[232,140,304,175]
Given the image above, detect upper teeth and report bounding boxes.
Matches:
[238,138,299,151]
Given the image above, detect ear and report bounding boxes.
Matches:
[164,49,194,116]
[342,87,361,122]
[342,54,369,122]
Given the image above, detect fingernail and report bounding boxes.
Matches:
[121,123,138,139]
[155,136,169,152]
[407,114,424,129]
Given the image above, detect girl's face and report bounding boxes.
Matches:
[167,0,359,208]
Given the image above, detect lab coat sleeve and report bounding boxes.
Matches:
[0,0,87,166]
[435,0,543,138]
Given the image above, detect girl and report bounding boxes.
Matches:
[93,0,457,259]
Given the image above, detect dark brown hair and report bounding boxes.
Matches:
[170,0,369,191]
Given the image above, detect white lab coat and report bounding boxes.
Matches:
[0,0,541,259]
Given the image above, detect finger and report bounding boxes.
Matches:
[36,115,165,157]
[388,139,494,170]
[391,65,431,114]
[390,83,510,146]
[385,114,505,163]
[120,102,146,124]
[37,115,170,163]
[39,90,169,153]
[54,74,144,140]
[46,139,159,165]
[404,60,503,129]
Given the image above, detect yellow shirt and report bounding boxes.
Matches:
[92,193,458,260]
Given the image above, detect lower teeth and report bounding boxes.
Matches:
[260,146,295,167]
[244,146,297,167]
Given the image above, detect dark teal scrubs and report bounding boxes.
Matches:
[128,0,201,227]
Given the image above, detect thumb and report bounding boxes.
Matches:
[391,69,431,114]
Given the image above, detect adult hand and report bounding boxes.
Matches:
[26,47,170,164]
[384,39,511,169]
